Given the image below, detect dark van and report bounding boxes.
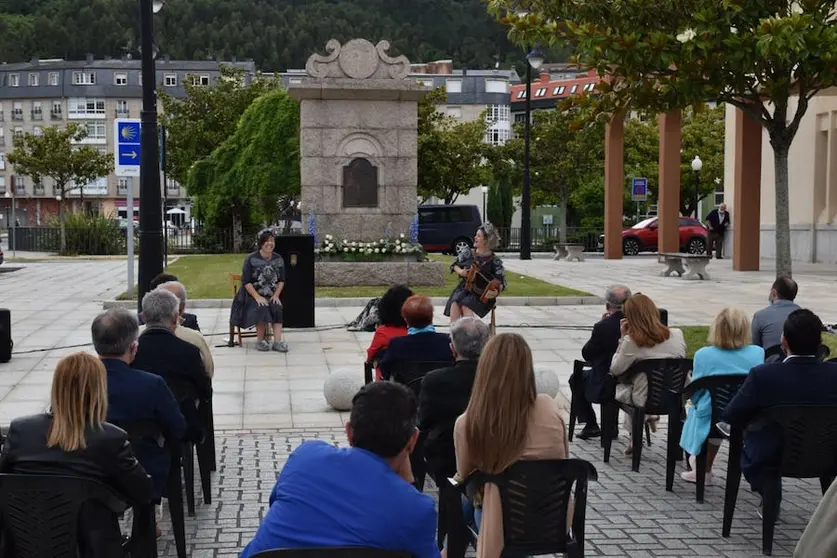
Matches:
[418,204,483,254]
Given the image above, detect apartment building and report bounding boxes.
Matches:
[509,68,601,122]
[0,56,256,226]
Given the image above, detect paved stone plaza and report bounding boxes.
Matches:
[2,256,836,556]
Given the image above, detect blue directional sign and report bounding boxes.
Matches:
[114,119,141,177]
[631,177,648,202]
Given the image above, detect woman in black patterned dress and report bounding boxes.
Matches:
[444,222,506,323]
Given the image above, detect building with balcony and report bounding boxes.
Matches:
[0,56,256,227]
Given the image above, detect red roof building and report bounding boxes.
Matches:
[510,68,601,121]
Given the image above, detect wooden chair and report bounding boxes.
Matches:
[228,273,272,347]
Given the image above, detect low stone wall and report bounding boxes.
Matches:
[315,261,446,286]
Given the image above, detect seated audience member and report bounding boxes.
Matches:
[366,285,414,381]
[571,284,631,440]
[156,281,215,378]
[794,476,837,557]
[679,308,764,485]
[752,277,800,351]
[240,382,440,558]
[139,272,201,331]
[133,288,211,435]
[0,353,153,557]
[419,316,490,481]
[455,333,568,558]
[611,293,686,454]
[379,295,454,379]
[724,309,837,521]
[92,308,188,499]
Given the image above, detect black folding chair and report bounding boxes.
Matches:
[764,344,784,362]
[167,379,213,517]
[446,459,598,558]
[111,419,187,558]
[386,360,451,492]
[722,405,837,555]
[672,374,746,501]
[0,473,156,558]
[602,358,693,481]
[252,548,411,557]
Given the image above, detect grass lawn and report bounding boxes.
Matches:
[133,253,590,299]
[680,325,837,358]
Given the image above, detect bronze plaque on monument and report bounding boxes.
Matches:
[342,158,378,208]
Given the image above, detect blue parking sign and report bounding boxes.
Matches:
[631,177,648,202]
[114,119,141,177]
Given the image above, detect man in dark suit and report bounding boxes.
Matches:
[418,316,490,481]
[704,203,730,259]
[136,273,201,331]
[92,307,188,500]
[571,284,631,440]
[133,288,212,436]
[724,309,837,521]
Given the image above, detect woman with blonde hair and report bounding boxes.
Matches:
[0,352,153,556]
[454,333,568,558]
[610,293,687,454]
[679,308,764,484]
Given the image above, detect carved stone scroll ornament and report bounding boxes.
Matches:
[305,39,341,78]
[304,38,411,80]
[375,40,410,79]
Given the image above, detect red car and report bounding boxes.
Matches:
[600,217,708,255]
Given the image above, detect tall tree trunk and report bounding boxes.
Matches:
[232,211,243,252]
[773,141,792,278]
[558,196,568,243]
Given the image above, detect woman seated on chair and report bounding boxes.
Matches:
[610,293,686,455]
[366,285,414,381]
[444,223,506,324]
[0,353,153,557]
[230,229,288,353]
[454,333,569,558]
[679,308,764,485]
[378,295,453,380]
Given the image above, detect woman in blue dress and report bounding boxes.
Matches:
[444,222,506,323]
[679,307,764,484]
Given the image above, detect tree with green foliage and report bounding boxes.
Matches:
[160,66,282,187]
[8,123,112,252]
[186,90,300,248]
[490,0,837,276]
[487,173,514,246]
[0,0,518,71]
[417,87,491,204]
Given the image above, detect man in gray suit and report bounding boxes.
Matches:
[752,277,800,350]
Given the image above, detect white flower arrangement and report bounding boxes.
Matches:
[315,233,425,259]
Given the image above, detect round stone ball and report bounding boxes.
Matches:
[534,364,561,398]
[323,368,365,411]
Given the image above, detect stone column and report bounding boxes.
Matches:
[658,110,682,253]
[733,108,762,271]
[604,113,625,259]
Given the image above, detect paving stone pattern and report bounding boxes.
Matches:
[159,426,818,558]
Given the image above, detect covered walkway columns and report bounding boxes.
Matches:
[658,110,682,253]
[604,113,625,259]
[733,108,762,271]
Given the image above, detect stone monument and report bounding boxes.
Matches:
[289,39,429,241]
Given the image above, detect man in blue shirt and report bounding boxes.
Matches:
[241,381,440,558]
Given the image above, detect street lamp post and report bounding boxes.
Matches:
[137,0,164,312]
[4,186,15,258]
[691,155,703,219]
[521,44,544,260]
[481,185,488,222]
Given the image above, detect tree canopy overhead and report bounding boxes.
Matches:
[489,0,837,276]
[0,0,521,71]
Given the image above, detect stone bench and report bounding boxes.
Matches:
[659,252,712,280]
[552,243,586,262]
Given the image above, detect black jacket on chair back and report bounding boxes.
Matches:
[378,332,454,380]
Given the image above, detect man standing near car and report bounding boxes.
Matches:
[705,203,730,259]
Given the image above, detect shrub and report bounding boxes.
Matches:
[48,212,126,255]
